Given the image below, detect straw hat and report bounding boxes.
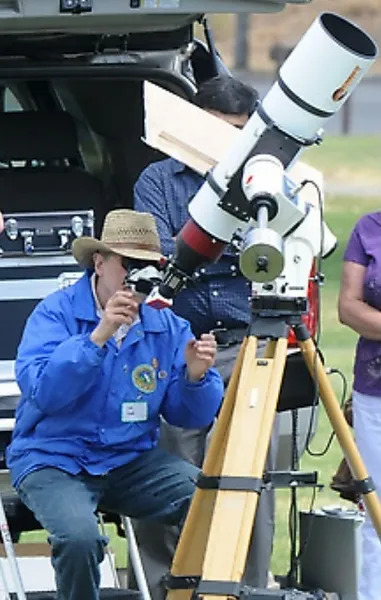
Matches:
[72,209,162,269]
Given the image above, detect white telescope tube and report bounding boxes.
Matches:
[263,12,378,140]
[189,13,377,242]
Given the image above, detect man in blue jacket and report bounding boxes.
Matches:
[7,208,223,600]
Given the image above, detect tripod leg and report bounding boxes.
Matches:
[298,335,381,539]
[201,337,288,599]
[167,335,288,600]
[168,339,249,600]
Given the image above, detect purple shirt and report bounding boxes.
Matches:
[344,212,381,396]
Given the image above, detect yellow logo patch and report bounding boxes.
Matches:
[132,364,157,394]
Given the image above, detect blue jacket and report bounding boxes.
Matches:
[7,273,223,488]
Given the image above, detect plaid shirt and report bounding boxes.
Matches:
[134,158,251,337]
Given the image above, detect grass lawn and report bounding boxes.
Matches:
[303,135,381,187]
[21,135,381,578]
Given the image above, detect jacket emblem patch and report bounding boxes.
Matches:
[132,364,157,394]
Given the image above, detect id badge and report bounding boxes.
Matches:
[121,401,148,423]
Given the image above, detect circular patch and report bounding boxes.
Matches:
[132,364,157,394]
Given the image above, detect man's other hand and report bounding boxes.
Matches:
[91,290,139,347]
[185,333,217,382]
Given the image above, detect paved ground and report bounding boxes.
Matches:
[324,182,381,197]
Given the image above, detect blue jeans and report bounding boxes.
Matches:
[17,447,198,600]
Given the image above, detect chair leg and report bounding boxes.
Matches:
[121,516,151,600]
[0,558,12,600]
[0,494,27,600]
[98,513,121,589]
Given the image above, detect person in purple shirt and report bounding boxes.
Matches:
[339,212,381,600]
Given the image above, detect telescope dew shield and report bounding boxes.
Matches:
[263,12,378,141]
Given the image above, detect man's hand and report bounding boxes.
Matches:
[185,333,217,383]
[90,290,139,347]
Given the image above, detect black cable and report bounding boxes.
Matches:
[286,408,300,587]
[295,486,318,566]
[308,367,348,457]
[299,179,324,457]
[283,178,348,582]
[285,369,348,585]
[199,16,220,78]
[292,179,348,457]
[276,177,324,589]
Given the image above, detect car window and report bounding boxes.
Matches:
[1,88,25,168]
[2,88,51,169]
[4,88,23,112]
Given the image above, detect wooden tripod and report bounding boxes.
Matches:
[165,317,381,600]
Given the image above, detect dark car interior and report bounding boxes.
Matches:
[0,26,215,235]
[0,80,192,237]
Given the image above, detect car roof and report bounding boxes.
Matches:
[0,1,312,36]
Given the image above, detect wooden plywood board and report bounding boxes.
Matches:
[143,81,324,206]
[143,81,237,175]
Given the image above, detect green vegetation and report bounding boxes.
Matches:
[303,135,381,186]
